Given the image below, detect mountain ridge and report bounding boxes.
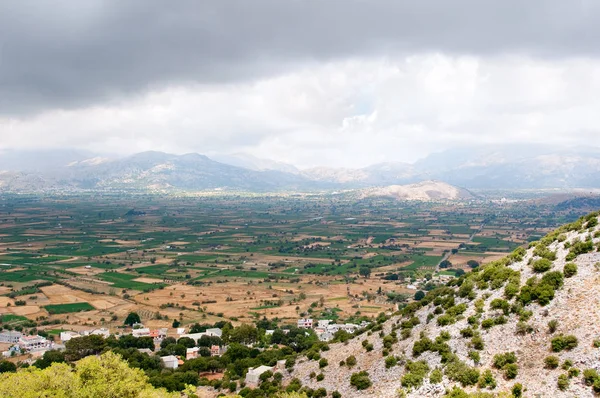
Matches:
[1,145,600,192]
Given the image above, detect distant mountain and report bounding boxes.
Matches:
[414,145,600,189]
[211,153,300,174]
[300,145,600,189]
[359,180,474,201]
[0,145,599,192]
[0,151,314,192]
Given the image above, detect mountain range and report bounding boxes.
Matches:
[1,145,599,193]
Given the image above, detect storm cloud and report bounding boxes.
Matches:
[1,1,600,166]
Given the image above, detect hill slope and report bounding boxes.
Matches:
[359,181,473,201]
[289,212,600,397]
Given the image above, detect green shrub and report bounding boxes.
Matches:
[547,319,558,333]
[345,355,357,367]
[551,335,578,352]
[490,299,510,315]
[566,239,594,261]
[512,383,523,397]
[493,352,517,369]
[471,335,484,350]
[534,244,557,261]
[504,282,520,299]
[504,363,518,379]
[430,368,443,384]
[562,359,573,370]
[350,371,372,390]
[563,263,577,278]
[468,351,480,364]
[316,373,324,381]
[568,368,580,378]
[460,328,474,338]
[477,369,497,389]
[318,358,328,368]
[541,271,564,290]
[481,319,495,329]
[544,356,559,369]
[532,259,552,273]
[385,356,398,369]
[557,374,569,391]
[444,359,480,387]
[401,361,430,390]
[436,314,456,326]
[412,337,432,357]
[583,368,599,386]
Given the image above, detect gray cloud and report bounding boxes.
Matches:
[2,0,600,115]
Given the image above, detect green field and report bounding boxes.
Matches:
[98,272,165,291]
[44,302,95,314]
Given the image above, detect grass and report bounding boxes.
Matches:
[44,302,95,314]
[98,272,166,291]
[0,314,29,323]
[401,254,444,270]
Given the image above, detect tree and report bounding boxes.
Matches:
[0,352,176,397]
[467,260,480,269]
[177,337,196,348]
[0,360,16,373]
[65,335,107,361]
[439,260,452,269]
[359,267,371,278]
[124,312,141,326]
[228,324,259,345]
[172,320,180,328]
[33,350,66,369]
[414,290,425,301]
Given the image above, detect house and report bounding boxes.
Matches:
[210,345,224,357]
[2,345,21,357]
[149,328,168,342]
[18,335,49,352]
[160,355,179,369]
[205,328,222,337]
[0,331,23,344]
[60,331,81,342]
[317,320,331,329]
[297,318,313,329]
[132,328,150,338]
[83,328,110,338]
[179,328,222,343]
[245,365,274,386]
[186,347,200,360]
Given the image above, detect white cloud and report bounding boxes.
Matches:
[2,54,600,168]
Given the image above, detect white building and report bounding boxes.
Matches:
[18,335,49,352]
[297,318,313,329]
[132,328,150,338]
[0,331,23,344]
[161,355,179,369]
[84,328,110,338]
[245,365,274,386]
[59,331,81,342]
[179,328,222,343]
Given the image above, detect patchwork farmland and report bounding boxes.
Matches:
[0,193,578,334]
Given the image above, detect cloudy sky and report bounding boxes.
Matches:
[1,0,600,168]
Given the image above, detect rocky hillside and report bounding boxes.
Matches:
[359,181,473,201]
[289,212,600,397]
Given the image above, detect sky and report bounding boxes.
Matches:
[2,1,600,168]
